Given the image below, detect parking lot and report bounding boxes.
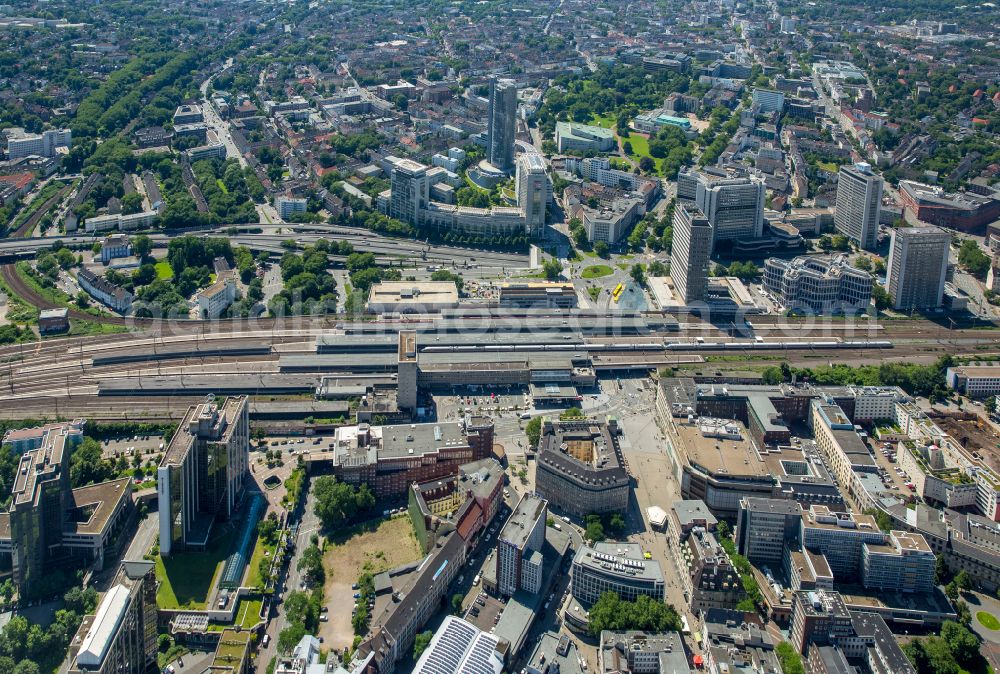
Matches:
[99,435,166,461]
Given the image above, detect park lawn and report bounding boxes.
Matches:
[589,113,617,129]
[621,132,664,173]
[216,179,229,194]
[323,516,421,584]
[581,265,614,279]
[154,261,174,280]
[978,611,1000,630]
[155,526,236,609]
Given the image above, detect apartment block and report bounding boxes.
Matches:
[886,225,950,311]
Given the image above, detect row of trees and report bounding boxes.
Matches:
[757,355,955,400]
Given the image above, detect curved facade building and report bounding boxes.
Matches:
[534,418,630,517]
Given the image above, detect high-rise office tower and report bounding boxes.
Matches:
[695,177,765,246]
[886,226,950,311]
[515,153,548,235]
[388,159,430,226]
[670,202,714,303]
[487,78,517,173]
[157,396,249,556]
[835,163,883,251]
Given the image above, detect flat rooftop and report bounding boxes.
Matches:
[671,420,769,478]
[369,281,459,307]
[378,421,469,459]
[162,398,244,466]
[499,494,546,551]
[672,499,718,528]
[573,542,664,584]
[67,478,131,535]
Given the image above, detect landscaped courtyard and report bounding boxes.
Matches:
[155,525,236,609]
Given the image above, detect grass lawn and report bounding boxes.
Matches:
[216,179,229,194]
[234,596,263,628]
[65,320,128,338]
[581,265,614,279]
[978,611,1000,630]
[620,131,664,173]
[155,527,236,609]
[589,113,617,129]
[154,261,174,280]
[245,533,274,589]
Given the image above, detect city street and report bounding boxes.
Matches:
[256,483,320,669]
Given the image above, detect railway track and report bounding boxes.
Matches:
[11,184,71,238]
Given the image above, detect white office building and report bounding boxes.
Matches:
[946,366,1000,399]
[516,153,549,235]
[835,163,883,251]
[6,128,71,159]
[696,176,765,245]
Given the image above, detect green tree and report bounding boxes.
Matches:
[716,520,731,539]
[872,284,892,311]
[630,263,646,286]
[451,593,464,614]
[525,416,542,447]
[69,438,114,488]
[277,624,306,654]
[297,544,325,586]
[761,366,784,385]
[257,513,279,546]
[542,258,562,281]
[958,240,990,278]
[586,592,682,637]
[120,192,144,215]
[131,234,152,260]
[593,241,610,258]
[940,620,979,664]
[313,476,374,530]
[413,631,433,658]
[775,642,805,674]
